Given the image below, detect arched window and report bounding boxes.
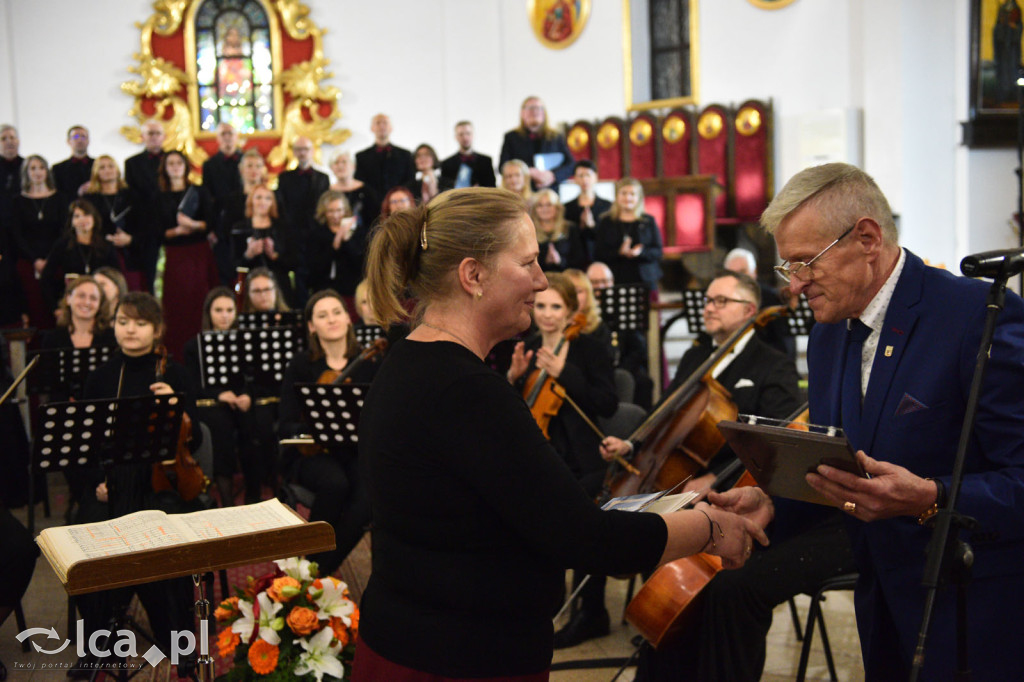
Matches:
[194,0,274,133]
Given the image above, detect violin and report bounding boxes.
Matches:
[521,312,587,439]
[150,345,209,501]
[623,404,810,649]
[600,306,790,502]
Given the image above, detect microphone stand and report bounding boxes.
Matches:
[908,273,1012,681]
[1017,68,1024,297]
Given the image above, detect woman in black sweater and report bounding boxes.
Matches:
[306,190,366,317]
[278,289,379,576]
[40,199,119,309]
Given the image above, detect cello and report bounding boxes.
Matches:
[623,404,810,649]
[601,306,790,502]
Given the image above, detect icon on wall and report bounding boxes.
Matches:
[529,0,590,50]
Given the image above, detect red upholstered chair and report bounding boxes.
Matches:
[566,120,595,164]
[660,108,695,177]
[695,104,732,219]
[732,99,774,221]
[595,117,626,181]
[627,113,659,180]
[640,176,717,258]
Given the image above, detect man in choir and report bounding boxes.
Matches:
[354,113,414,198]
[0,124,22,197]
[440,121,495,189]
[52,125,94,196]
[762,162,1024,680]
[276,136,330,305]
[202,122,244,284]
[499,96,575,191]
[124,118,166,289]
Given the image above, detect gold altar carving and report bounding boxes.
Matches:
[121,0,349,174]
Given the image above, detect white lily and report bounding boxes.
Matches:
[309,578,355,625]
[274,557,315,582]
[294,627,344,681]
[231,592,284,645]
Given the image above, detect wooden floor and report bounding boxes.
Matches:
[2,475,864,682]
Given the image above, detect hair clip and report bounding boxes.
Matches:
[420,223,428,250]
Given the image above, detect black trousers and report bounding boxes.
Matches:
[636,511,855,682]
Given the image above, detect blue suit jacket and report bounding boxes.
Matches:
[807,250,1024,679]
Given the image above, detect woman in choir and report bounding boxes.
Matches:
[74,291,201,670]
[307,191,365,317]
[83,154,144,290]
[529,189,586,273]
[156,149,218,359]
[406,144,453,205]
[593,177,663,293]
[93,265,128,321]
[278,288,380,577]
[501,158,533,201]
[563,160,611,262]
[221,148,269,237]
[352,187,771,680]
[40,275,115,352]
[329,150,380,231]
[379,186,415,221]
[183,286,260,505]
[39,199,119,310]
[232,184,294,307]
[11,154,67,328]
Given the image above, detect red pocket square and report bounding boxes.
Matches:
[895,393,927,416]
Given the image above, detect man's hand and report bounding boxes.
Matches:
[806,450,937,521]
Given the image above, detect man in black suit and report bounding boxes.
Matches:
[498,96,575,191]
[439,121,495,189]
[0,125,23,197]
[276,135,330,306]
[51,125,93,196]
[124,119,166,289]
[202,123,244,284]
[354,114,414,198]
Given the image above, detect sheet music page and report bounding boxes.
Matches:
[176,498,302,539]
[67,510,191,558]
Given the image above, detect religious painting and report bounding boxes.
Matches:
[746,0,798,8]
[965,0,1024,147]
[528,0,591,50]
[121,0,350,173]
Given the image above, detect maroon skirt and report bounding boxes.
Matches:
[351,639,550,682]
[161,240,218,361]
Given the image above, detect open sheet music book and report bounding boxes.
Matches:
[37,499,333,594]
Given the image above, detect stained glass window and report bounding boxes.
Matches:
[195,0,274,133]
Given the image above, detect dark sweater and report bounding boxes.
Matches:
[357,339,666,676]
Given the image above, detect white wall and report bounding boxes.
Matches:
[0,0,1018,277]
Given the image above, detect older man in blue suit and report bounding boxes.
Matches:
[761,162,1024,680]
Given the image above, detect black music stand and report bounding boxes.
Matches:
[198,326,305,389]
[235,310,303,330]
[30,394,188,680]
[353,324,386,348]
[292,382,368,450]
[27,346,115,398]
[596,283,651,332]
[783,295,816,338]
[678,289,708,335]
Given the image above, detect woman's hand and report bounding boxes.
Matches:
[234,393,252,412]
[545,242,561,266]
[263,237,278,260]
[107,229,132,247]
[149,381,174,396]
[534,342,568,380]
[507,341,533,383]
[709,487,774,532]
[218,390,238,407]
[245,238,265,259]
[698,502,771,570]
[34,258,46,276]
[96,481,109,503]
[600,436,632,461]
[618,236,634,257]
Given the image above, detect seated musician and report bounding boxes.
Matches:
[39,274,116,353]
[278,289,380,577]
[600,271,855,681]
[183,286,262,505]
[73,292,201,675]
[241,266,290,315]
[507,272,618,647]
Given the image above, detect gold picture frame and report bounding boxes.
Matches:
[622,0,700,112]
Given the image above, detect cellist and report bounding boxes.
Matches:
[73,291,201,675]
[507,272,618,647]
[605,271,855,682]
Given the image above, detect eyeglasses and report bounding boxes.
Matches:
[703,295,754,309]
[773,224,856,282]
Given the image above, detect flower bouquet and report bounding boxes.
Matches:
[215,558,359,681]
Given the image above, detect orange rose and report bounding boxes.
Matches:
[216,628,240,658]
[286,606,320,636]
[329,616,349,647]
[267,576,301,603]
[214,596,239,622]
[349,608,360,633]
[248,638,279,675]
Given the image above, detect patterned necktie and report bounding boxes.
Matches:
[841,319,871,437]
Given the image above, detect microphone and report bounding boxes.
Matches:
[960,248,1024,279]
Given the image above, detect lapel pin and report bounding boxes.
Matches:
[884,345,894,357]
